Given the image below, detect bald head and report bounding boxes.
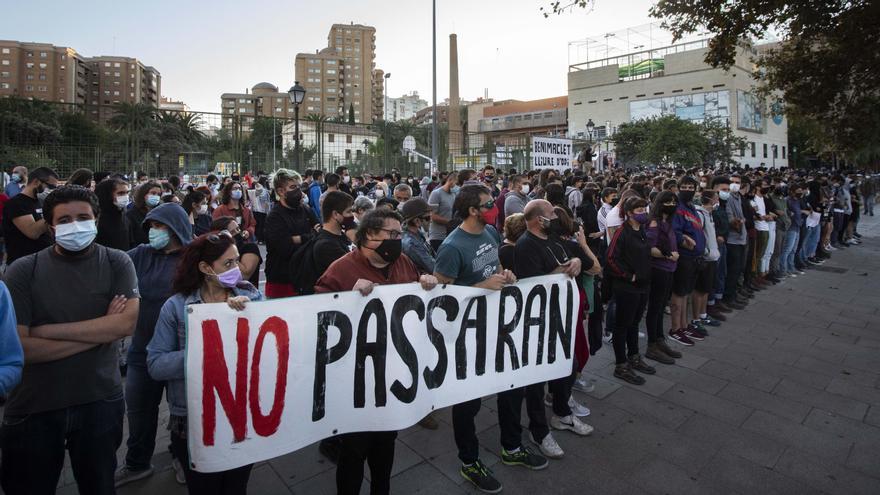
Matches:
[524,199,553,221]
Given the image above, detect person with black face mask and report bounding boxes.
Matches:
[669,177,708,343]
[263,169,318,298]
[1,166,58,265]
[314,208,438,495]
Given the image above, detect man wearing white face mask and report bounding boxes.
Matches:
[503,174,531,219]
[1,185,140,495]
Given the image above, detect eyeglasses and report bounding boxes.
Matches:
[420,216,431,222]
[479,200,495,210]
[378,228,404,240]
[206,230,234,243]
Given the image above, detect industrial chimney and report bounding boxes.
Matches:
[448,33,461,155]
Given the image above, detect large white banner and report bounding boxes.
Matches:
[185,274,577,472]
[532,136,573,172]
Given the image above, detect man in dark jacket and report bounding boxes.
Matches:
[264,169,319,298]
[117,203,193,487]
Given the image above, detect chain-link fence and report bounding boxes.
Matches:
[0,98,593,180]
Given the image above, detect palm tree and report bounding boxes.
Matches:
[178,113,205,143]
[109,102,156,171]
[305,113,327,170]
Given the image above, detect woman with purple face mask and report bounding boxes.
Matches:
[606,197,654,385]
[147,231,262,494]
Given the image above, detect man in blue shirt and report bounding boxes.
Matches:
[0,281,23,398]
[433,185,544,494]
[669,176,708,344]
[3,167,26,198]
[308,169,324,220]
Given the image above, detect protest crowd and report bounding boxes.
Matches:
[0,160,875,495]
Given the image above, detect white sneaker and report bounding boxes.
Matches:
[172,458,187,485]
[529,431,564,459]
[568,396,591,417]
[550,414,594,436]
[572,375,595,393]
[115,465,154,488]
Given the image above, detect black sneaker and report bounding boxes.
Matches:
[628,354,656,375]
[501,446,548,470]
[614,363,645,385]
[461,460,503,493]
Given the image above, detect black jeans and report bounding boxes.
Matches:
[612,290,648,365]
[724,243,746,301]
[336,431,397,495]
[123,355,166,470]
[587,280,604,355]
[169,417,253,495]
[0,393,125,495]
[253,211,267,243]
[496,373,575,446]
[646,268,673,342]
[452,398,483,464]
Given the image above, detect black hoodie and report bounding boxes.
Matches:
[95,180,131,251]
[606,222,651,293]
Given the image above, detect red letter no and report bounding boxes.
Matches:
[202,319,249,446]
[249,316,289,436]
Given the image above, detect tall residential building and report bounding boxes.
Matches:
[159,96,189,113]
[294,22,382,124]
[0,40,90,105]
[385,91,428,122]
[0,40,161,122]
[371,69,384,123]
[220,82,298,134]
[87,56,161,122]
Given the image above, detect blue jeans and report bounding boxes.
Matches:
[800,225,820,261]
[124,354,167,470]
[781,229,800,274]
[0,393,125,495]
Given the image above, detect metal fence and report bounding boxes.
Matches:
[0,99,593,179]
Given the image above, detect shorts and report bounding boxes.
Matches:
[695,259,717,294]
[672,255,698,297]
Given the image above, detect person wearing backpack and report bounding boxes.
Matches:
[299,192,354,295]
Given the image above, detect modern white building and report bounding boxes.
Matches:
[567,25,789,168]
[281,120,377,169]
[384,91,428,122]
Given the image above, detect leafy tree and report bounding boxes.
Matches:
[701,119,746,167]
[614,116,707,167]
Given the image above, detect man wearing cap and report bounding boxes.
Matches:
[401,197,436,274]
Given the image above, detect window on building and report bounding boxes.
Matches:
[104,90,110,95]
[763,143,768,158]
[345,149,351,160]
[114,62,120,67]
[26,74,34,80]
[104,62,111,67]
[327,69,337,74]
[40,52,47,58]
[346,134,352,143]
[39,74,46,80]
[327,97,336,102]
[0,83,9,89]
[130,92,135,98]
[1,48,9,54]
[1,60,9,66]
[328,134,335,142]
[0,71,8,78]
[38,63,47,69]
[38,85,47,92]
[239,108,248,113]
[25,85,33,91]
[782,146,787,159]
[114,72,120,77]
[113,90,119,96]
[750,142,756,157]
[772,145,778,159]
[307,106,315,111]
[26,63,34,69]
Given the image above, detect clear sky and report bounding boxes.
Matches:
[1,0,655,114]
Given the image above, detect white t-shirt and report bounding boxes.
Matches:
[752,196,769,231]
[605,205,624,239]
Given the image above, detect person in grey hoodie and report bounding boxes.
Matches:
[116,203,193,487]
[565,175,585,212]
[723,175,747,307]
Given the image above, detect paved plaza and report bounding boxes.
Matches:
[42,215,880,495]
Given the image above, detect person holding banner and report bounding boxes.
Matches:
[434,185,545,494]
[147,231,262,494]
[511,200,593,460]
[314,207,438,495]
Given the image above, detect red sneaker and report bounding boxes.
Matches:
[668,328,695,346]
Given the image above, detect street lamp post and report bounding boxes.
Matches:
[287,81,306,170]
[384,72,391,173]
[248,149,253,174]
[155,152,160,178]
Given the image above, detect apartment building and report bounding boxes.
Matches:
[88,56,161,122]
[220,82,299,134]
[385,91,428,122]
[159,96,189,112]
[0,40,90,105]
[294,22,382,124]
[0,40,161,122]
